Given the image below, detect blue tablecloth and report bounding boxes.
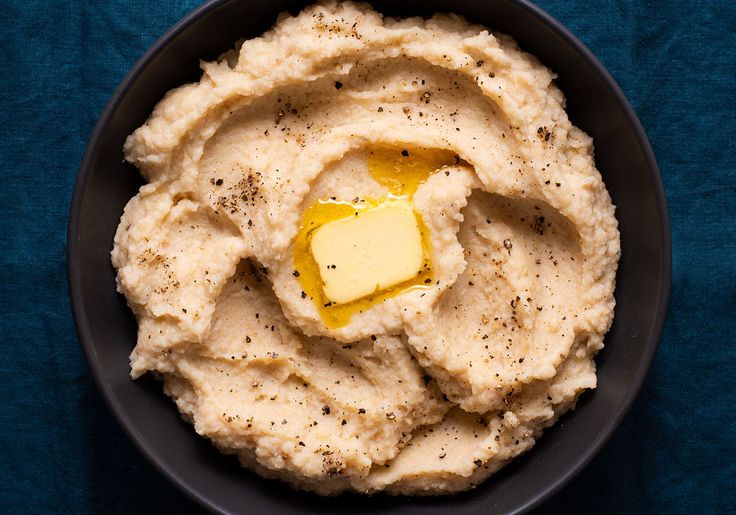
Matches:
[1,1,734,512]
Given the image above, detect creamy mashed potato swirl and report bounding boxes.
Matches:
[112,1,619,495]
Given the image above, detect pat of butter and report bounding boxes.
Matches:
[310,200,424,304]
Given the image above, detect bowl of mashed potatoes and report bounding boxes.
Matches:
[68,0,670,512]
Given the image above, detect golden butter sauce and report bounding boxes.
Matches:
[292,147,457,328]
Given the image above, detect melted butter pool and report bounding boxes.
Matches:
[367,146,459,196]
[292,147,458,328]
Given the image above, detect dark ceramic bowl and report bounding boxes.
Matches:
[68,0,671,513]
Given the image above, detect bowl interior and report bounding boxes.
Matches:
[68,0,670,513]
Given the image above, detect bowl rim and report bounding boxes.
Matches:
[67,0,672,512]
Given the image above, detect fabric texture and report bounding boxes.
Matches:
[1,0,734,512]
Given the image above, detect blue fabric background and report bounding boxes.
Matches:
[1,0,734,513]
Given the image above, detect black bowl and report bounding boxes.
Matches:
[67,0,671,513]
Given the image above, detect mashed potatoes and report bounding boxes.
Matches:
[112,1,619,495]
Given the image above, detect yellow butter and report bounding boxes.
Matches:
[310,200,424,304]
